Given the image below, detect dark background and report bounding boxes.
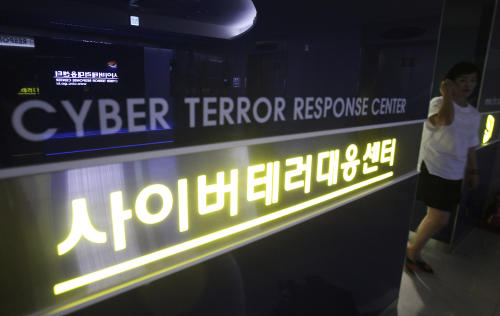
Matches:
[0,1,447,315]
[1,0,441,169]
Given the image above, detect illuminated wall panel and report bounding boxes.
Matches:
[0,123,420,315]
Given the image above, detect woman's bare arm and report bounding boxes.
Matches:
[466,147,479,189]
[429,79,456,126]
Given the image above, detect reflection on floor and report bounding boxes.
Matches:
[397,229,500,316]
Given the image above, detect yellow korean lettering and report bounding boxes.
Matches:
[248,164,266,201]
[284,155,313,193]
[483,115,495,144]
[135,184,173,224]
[316,150,340,186]
[178,179,189,232]
[380,138,396,166]
[110,191,132,251]
[272,161,280,203]
[247,161,280,205]
[362,141,381,174]
[340,144,360,182]
[198,169,238,216]
[57,198,107,255]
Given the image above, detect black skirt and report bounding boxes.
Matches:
[416,161,463,212]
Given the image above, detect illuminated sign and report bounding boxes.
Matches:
[0,122,415,316]
[480,113,500,145]
[11,98,172,141]
[483,114,495,144]
[9,96,406,143]
[53,138,396,295]
[53,70,119,86]
[185,96,407,128]
[0,34,35,47]
[1,95,410,172]
[17,87,40,96]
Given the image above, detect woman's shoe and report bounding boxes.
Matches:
[405,256,419,274]
[405,256,434,274]
[415,259,434,274]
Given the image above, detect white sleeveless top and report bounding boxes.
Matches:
[418,96,480,180]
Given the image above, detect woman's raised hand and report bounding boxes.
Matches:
[440,79,457,98]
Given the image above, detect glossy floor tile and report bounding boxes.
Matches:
[397,228,500,316]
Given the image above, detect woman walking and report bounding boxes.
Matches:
[406,62,481,273]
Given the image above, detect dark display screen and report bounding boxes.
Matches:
[1,38,176,168]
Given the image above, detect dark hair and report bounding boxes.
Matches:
[444,61,480,80]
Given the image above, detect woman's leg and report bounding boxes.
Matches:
[407,207,450,261]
